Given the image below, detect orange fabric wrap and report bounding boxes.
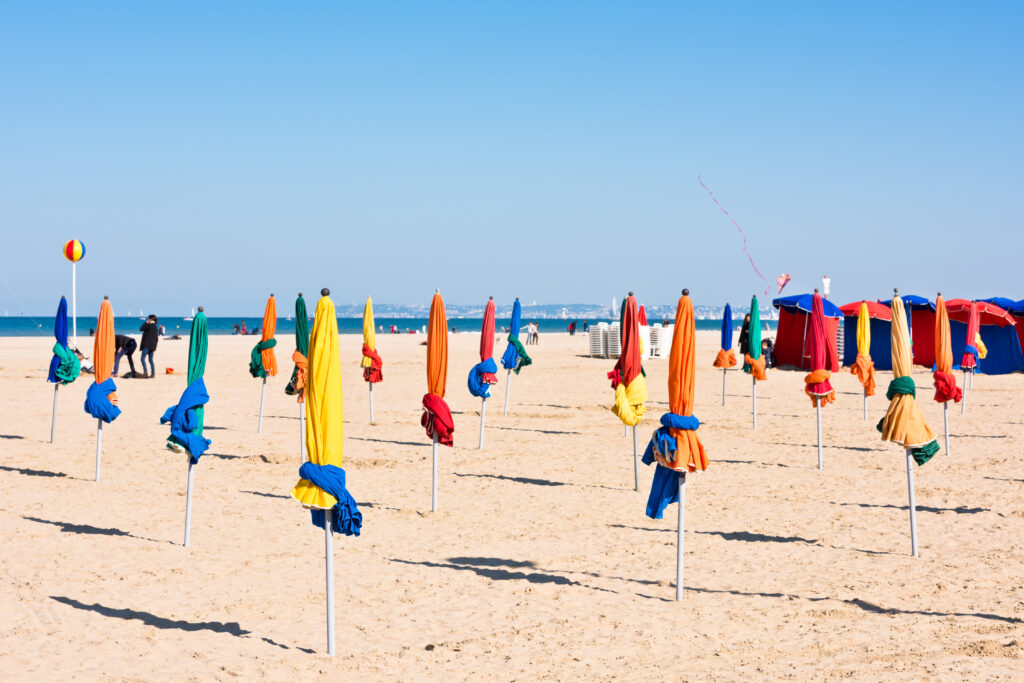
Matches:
[713,348,737,368]
[744,353,766,381]
[849,353,876,396]
[803,369,835,406]
[94,299,118,405]
[667,294,708,472]
[291,350,307,402]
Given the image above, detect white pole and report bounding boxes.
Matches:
[721,368,726,406]
[961,370,967,416]
[816,397,823,470]
[257,377,266,433]
[325,508,336,656]
[478,397,486,450]
[675,472,686,601]
[905,449,919,557]
[969,369,974,390]
[368,383,375,424]
[752,376,757,429]
[503,369,511,416]
[299,402,306,463]
[94,420,102,481]
[72,262,77,350]
[431,432,439,512]
[944,402,950,456]
[632,425,639,492]
[183,459,195,547]
[50,385,59,443]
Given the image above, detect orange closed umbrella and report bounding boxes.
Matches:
[83,296,121,481]
[250,294,278,433]
[932,294,961,456]
[421,290,452,511]
[641,289,707,600]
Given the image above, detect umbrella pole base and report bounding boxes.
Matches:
[906,450,919,557]
[676,472,686,601]
[632,425,639,492]
[50,384,58,443]
[944,402,950,456]
[479,397,486,450]
[816,399,823,470]
[95,419,102,482]
[258,378,266,433]
[368,383,374,424]
[721,368,726,407]
[752,377,757,430]
[184,458,195,547]
[431,434,438,512]
[325,508,335,656]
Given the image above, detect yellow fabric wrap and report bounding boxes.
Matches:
[361,296,376,368]
[713,349,737,368]
[880,296,936,448]
[856,302,871,355]
[975,333,987,359]
[291,295,345,510]
[849,353,876,396]
[611,374,647,426]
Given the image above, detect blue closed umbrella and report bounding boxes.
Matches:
[500,298,532,416]
[721,303,733,352]
[47,296,80,442]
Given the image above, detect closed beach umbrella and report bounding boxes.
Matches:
[960,300,980,414]
[638,305,648,326]
[250,294,278,433]
[285,294,310,460]
[84,297,120,481]
[932,294,962,454]
[290,288,362,656]
[468,297,499,449]
[713,303,737,406]
[641,289,707,600]
[743,295,766,428]
[500,298,532,416]
[422,291,452,512]
[609,293,648,490]
[48,296,81,442]
[878,293,939,557]
[160,308,211,546]
[849,302,877,419]
[361,296,383,423]
[804,291,837,469]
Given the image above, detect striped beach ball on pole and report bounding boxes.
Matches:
[63,240,86,263]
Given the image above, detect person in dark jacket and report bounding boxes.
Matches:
[112,334,138,377]
[139,315,159,378]
[738,314,752,355]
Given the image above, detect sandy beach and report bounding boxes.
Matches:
[1,330,1022,680]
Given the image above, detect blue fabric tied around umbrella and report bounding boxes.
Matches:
[641,413,700,519]
[964,343,980,368]
[467,358,498,398]
[298,462,363,536]
[84,378,121,423]
[160,378,211,463]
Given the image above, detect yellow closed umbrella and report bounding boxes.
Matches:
[360,296,383,422]
[849,301,877,419]
[932,294,962,456]
[290,288,362,656]
[878,292,939,557]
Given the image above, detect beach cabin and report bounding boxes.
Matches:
[771,293,841,371]
[945,299,1023,374]
[981,297,1024,355]
[838,300,893,371]
[878,294,935,368]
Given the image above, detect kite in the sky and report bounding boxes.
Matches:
[777,274,791,293]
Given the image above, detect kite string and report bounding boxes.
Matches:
[698,175,771,294]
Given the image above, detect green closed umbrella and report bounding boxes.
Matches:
[285,293,310,461]
[743,295,766,428]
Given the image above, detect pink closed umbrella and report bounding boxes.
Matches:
[468,297,499,448]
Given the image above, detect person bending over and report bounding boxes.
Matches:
[113,334,139,377]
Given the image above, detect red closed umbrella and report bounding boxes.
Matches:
[804,291,836,469]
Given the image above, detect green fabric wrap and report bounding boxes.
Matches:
[748,295,762,361]
[910,440,940,466]
[249,338,277,379]
[508,335,533,374]
[885,376,916,401]
[52,343,81,384]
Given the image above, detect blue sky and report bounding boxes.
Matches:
[0,2,1021,315]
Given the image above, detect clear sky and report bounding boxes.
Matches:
[1,2,1021,315]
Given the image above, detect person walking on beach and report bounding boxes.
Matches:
[738,313,752,355]
[112,334,138,377]
[139,315,159,377]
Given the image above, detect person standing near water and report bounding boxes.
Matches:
[139,315,159,378]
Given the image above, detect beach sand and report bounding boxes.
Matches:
[1,330,1022,680]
